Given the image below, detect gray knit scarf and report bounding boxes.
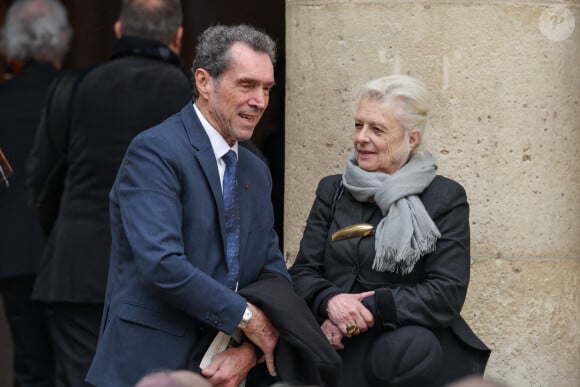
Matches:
[342,150,440,274]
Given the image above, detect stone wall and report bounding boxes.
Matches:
[284,1,580,386]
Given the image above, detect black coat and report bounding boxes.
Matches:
[239,272,341,387]
[26,37,191,302]
[187,272,341,387]
[290,174,490,385]
[0,61,56,278]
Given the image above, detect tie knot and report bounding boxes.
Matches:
[223,150,237,168]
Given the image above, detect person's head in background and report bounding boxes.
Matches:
[191,24,277,146]
[446,375,509,387]
[1,0,72,69]
[114,0,183,54]
[135,370,211,387]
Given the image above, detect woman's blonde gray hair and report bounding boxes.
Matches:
[357,74,430,135]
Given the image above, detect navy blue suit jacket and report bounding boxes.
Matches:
[87,104,290,386]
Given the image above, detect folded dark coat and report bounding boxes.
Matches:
[239,272,342,387]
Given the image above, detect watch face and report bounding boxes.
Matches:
[244,307,252,321]
[238,306,253,328]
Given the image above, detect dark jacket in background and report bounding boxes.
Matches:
[0,59,58,387]
[26,37,191,303]
[0,61,56,277]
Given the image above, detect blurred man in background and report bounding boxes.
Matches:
[0,0,72,385]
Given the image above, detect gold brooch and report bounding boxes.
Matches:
[331,223,374,241]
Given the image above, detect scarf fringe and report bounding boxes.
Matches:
[372,230,440,274]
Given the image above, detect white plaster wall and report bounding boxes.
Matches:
[284,1,579,386]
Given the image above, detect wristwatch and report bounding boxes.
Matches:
[237,304,253,329]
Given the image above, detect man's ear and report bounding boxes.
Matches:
[408,129,421,152]
[114,21,122,39]
[168,26,183,54]
[194,68,213,100]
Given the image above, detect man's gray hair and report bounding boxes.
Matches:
[191,24,277,100]
[1,0,72,61]
[118,0,182,44]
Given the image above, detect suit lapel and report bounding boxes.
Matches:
[361,197,381,224]
[341,188,380,225]
[332,187,380,267]
[179,104,228,253]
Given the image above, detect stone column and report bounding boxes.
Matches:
[284,1,579,386]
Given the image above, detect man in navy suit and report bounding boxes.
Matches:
[86,24,290,387]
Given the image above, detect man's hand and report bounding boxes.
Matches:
[326,291,375,336]
[201,342,257,387]
[241,302,279,377]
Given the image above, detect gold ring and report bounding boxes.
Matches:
[346,324,359,335]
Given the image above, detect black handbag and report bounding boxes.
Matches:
[33,68,87,237]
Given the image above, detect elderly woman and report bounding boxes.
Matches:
[289,74,490,387]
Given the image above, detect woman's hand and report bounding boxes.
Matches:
[321,319,345,350]
[326,291,375,336]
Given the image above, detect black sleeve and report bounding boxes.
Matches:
[25,107,60,207]
[289,175,344,321]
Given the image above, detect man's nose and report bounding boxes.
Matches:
[249,89,268,109]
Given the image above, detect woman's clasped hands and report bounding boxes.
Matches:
[322,291,375,349]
